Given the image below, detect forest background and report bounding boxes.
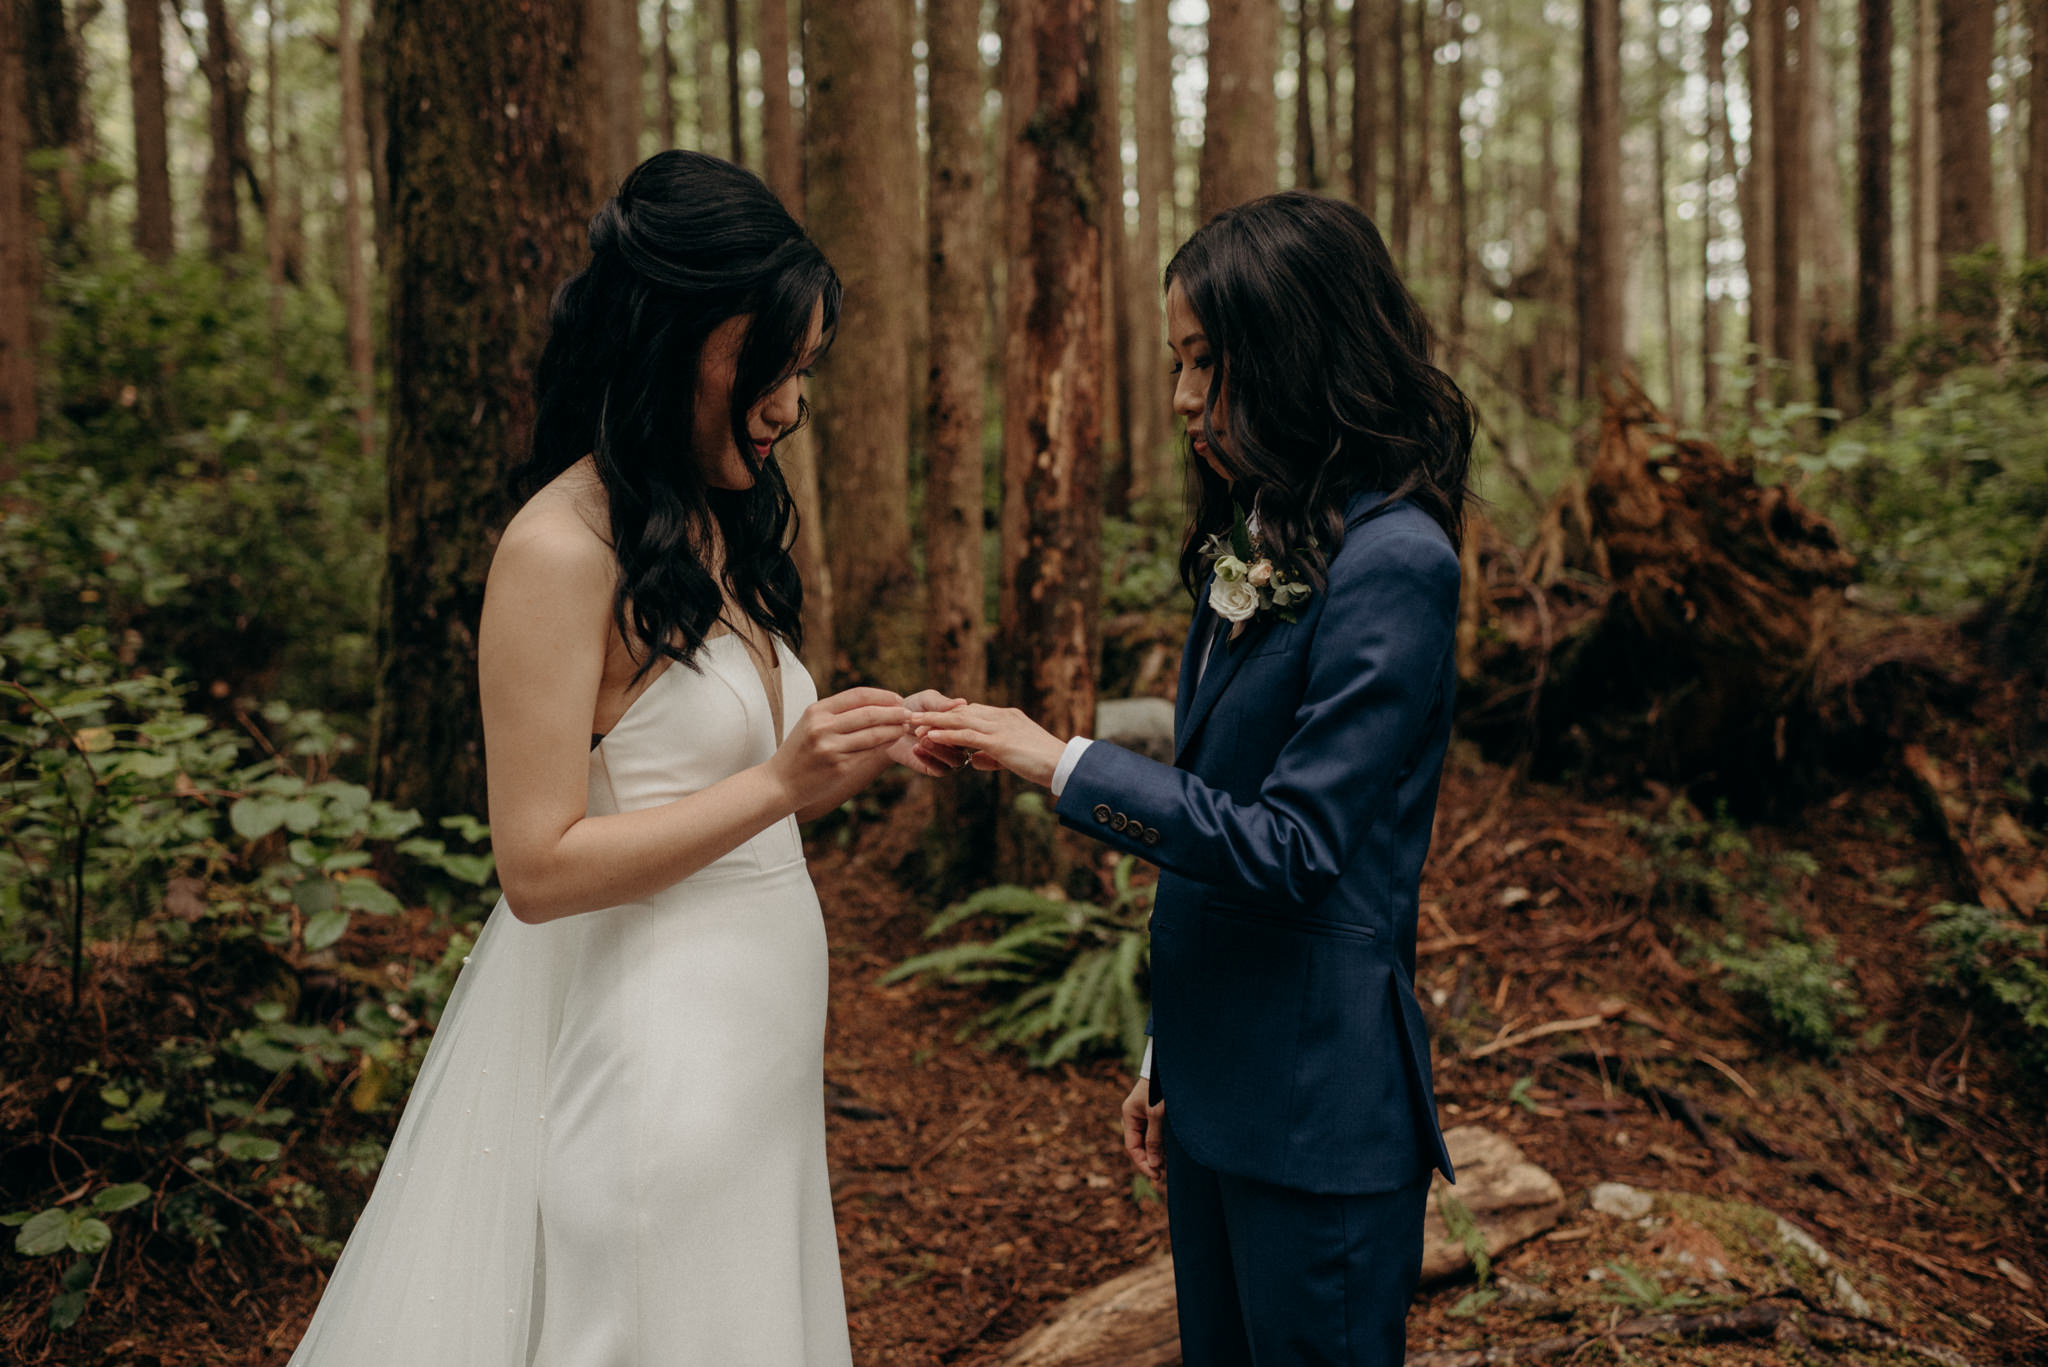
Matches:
[3,0,2047,1362]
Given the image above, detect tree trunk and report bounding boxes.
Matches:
[1935,0,1995,345]
[339,0,375,462]
[999,0,1104,877]
[1097,0,1127,505]
[363,2,391,264]
[760,0,796,206]
[265,1,285,345]
[128,0,173,259]
[1854,0,1893,410]
[723,0,742,164]
[200,0,242,255]
[926,0,987,705]
[2028,0,2048,257]
[1411,0,1433,271]
[1197,0,1276,221]
[1129,0,1172,502]
[1770,0,1806,397]
[373,0,591,820]
[1701,0,1728,415]
[1293,0,1315,187]
[1745,0,1779,373]
[1915,0,1939,315]
[21,0,84,241]
[584,0,641,191]
[1654,80,1679,419]
[806,0,921,687]
[0,0,35,447]
[1445,0,1467,343]
[696,0,722,153]
[1318,0,1336,190]
[1387,0,1408,252]
[659,0,679,148]
[1350,0,1376,216]
[1575,0,1624,400]
[1804,2,1851,414]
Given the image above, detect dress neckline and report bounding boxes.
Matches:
[589,633,786,751]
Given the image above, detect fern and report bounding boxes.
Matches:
[883,860,1154,1069]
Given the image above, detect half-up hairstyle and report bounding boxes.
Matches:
[1165,190,1474,597]
[515,150,841,677]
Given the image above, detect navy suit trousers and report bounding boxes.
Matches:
[1163,1120,1430,1367]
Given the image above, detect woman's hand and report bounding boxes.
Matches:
[767,687,913,814]
[892,690,971,776]
[907,703,1066,788]
[1121,1077,1165,1182]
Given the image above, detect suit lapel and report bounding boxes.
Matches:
[1172,589,1209,741]
[1172,610,1274,765]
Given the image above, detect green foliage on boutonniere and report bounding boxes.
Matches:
[1204,505,1316,636]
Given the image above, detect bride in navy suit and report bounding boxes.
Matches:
[914,190,1476,1366]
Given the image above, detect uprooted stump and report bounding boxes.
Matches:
[989,1128,1562,1367]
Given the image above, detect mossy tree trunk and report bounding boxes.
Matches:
[372,0,592,821]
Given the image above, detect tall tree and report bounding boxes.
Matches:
[1097,0,1127,498]
[806,0,921,685]
[1198,0,1276,220]
[339,0,375,460]
[584,0,641,190]
[1912,0,1938,315]
[924,0,986,707]
[265,0,285,342]
[723,0,742,164]
[759,0,796,205]
[0,0,34,447]
[200,0,245,255]
[1935,0,1994,331]
[658,0,680,148]
[1129,0,1173,500]
[1351,0,1377,217]
[999,0,1103,842]
[1654,75,1678,417]
[1318,0,1336,190]
[1770,0,1808,396]
[2028,0,2048,257]
[696,0,722,153]
[1854,0,1892,408]
[1444,0,1467,342]
[1410,0,1433,270]
[1293,0,1316,186]
[372,0,591,818]
[1701,0,1728,414]
[1575,0,1624,399]
[128,0,173,259]
[1745,0,1779,371]
[22,0,84,239]
[1387,0,1408,251]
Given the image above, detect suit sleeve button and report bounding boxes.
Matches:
[1092,804,1112,824]
[1110,812,1129,832]
[1143,826,1161,846]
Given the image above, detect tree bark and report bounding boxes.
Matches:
[1387,0,1408,251]
[265,0,284,344]
[998,0,1103,818]
[584,0,641,192]
[339,0,375,462]
[128,0,173,259]
[372,0,591,819]
[724,0,742,164]
[0,0,35,447]
[200,0,243,255]
[1804,1,1851,413]
[1197,0,1276,221]
[1097,0,1127,504]
[760,0,796,206]
[1411,0,1433,271]
[1914,0,1939,315]
[1575,0,1624,400]
[1770,0,1806,397]
[1350,0,1376,216]
[21,0,83,240]
[1129,0,1172,502]
[1745,0,1779,373]
[2028,0,2048,257]
[658,0,679,148]
[1445,0,1467,343]
[925,0,987,707]
[1293,0,1315,188]
[1935,0,1995,341]
[1854,0,1893,409]
[697,0,722,153]
[1654,79,1679,419]
[1318,0,1336,191]
[806,0,921,686]
[1701,0,1728,414]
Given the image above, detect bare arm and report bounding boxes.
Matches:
[479,517,910,923]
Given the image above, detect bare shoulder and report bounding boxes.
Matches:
[484,465,617,645]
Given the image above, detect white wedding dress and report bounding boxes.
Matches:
[289,633,852,1367]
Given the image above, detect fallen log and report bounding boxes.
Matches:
[990,1128,1563,1367]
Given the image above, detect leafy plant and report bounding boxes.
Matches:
[1440,1188,1499,1317]
[882,856,1154,1068]
[1599,1259,1724,1314]
[1614,798,1818,917]
[1922,902,2048,1082]
[1704,932,1865,1058]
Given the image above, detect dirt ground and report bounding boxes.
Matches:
[814,750,2047,1367]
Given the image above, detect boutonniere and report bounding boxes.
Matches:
[1202,504,1315,640]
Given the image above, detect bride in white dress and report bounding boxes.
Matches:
[288,151,963,1366]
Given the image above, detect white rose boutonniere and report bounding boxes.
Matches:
[1201,504,1318,640]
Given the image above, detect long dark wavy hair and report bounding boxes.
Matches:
[514,150,841,677]
[1166,190,1475,597]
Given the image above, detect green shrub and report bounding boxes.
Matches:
[1614,798,1817,917]
[1703,932,1865,1058]
[1922,902,2048,1081]
[883,856,1153,1068]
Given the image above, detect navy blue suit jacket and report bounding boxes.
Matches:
[1055,493,1459,1196]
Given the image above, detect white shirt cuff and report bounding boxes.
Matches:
[1049,736,1094,798]
[1139,1038,1154,1080]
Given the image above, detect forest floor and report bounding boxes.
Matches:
[813,748,2048,1367]
[4,746,2044,1366]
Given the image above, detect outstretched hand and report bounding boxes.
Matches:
[908,703,1067,788]
[892,690,972,776]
